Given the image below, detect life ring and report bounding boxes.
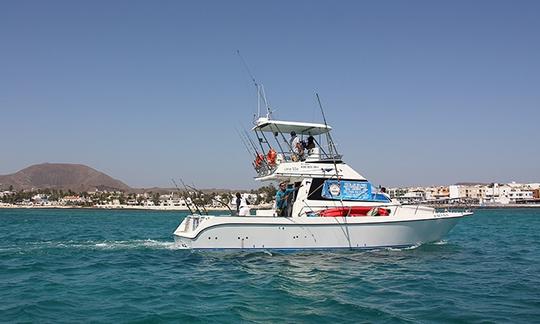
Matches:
[267,148,277,166]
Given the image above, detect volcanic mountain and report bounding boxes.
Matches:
[0,163,131,192]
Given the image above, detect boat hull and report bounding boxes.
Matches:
[173,213,467,250]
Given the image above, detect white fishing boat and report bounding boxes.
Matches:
[173,92,472,250]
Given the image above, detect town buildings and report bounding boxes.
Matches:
[390,182,540,205]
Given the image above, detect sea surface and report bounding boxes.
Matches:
[1,208,539,323]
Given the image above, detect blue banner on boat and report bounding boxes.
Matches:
[321,180,390,202]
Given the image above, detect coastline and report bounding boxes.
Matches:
[0,204,260,211]
[2,203,540,210]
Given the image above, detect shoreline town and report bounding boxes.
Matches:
[1,181,539,210]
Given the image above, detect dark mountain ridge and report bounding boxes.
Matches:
[0,163,131,192]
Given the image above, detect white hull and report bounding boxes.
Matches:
[173,211,470,250]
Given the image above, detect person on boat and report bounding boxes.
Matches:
[238,196,251,216]
[289,131,304,161]
[305,135,316,151]
[275,181,296,217]
[380,187,391,200]
[235,192,241,215]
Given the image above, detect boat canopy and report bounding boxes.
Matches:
[252,117,331,135]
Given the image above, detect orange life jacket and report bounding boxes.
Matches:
[267,148,277,166]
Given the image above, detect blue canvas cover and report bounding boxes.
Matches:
[321,180,390,202]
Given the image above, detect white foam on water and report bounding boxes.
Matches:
[433,240,448,245]
[91,239,177,250]
[384,243,423,252]
[141,239,177,249]
[15,239,178,251]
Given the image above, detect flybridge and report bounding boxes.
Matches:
[247,116,343,179]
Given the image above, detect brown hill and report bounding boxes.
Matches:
[0,163,131,192]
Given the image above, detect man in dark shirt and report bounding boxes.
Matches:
[235,192,241,216]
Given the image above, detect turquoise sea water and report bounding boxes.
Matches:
[1,208,539,323]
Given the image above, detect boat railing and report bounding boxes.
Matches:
[180,215,212,233]
[254,148,343,176]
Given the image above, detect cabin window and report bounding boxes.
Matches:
[307,178,390,202]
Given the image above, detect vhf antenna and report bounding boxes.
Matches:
[236,50,272,119]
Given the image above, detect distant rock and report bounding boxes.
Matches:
[0,163,131,192]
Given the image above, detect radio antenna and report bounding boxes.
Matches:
[236,50,272,119]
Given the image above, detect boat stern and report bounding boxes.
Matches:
[173,215,214,248]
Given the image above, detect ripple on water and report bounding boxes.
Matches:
[1,208,540,323]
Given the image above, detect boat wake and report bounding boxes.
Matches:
[92,239,178,250]
[2,239,182,252]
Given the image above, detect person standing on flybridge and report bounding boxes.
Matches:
[289,131,304,161]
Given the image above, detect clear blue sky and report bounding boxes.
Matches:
[1,0,539,189]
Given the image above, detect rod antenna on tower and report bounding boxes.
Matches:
[236,50,272,119]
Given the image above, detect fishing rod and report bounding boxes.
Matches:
[172,179,194,215]
[185,184,234,215]
[180,179,204,215]
[235,127,255,156]
[243,129,261,155]
[235,128,260,170]
[316,93,339,158]
[239,127,259,156]
[316,93,341,184]
[191,182,209,215]
[240,128,263,162]
[243,128,271,171]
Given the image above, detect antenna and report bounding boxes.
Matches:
[260,84,272,118]
[236,50,272,119]
[316,93,339,158]
[237,50,257,87]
